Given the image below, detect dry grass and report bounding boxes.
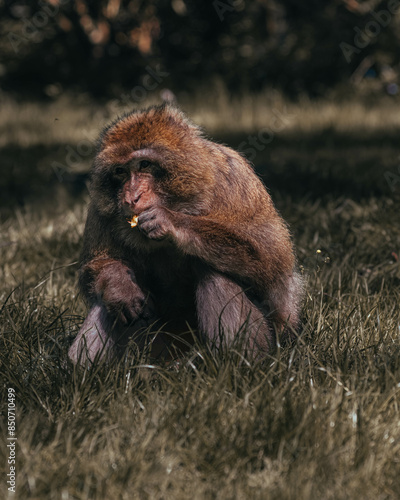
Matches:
[0,93,400,500]
[2,90,400,147]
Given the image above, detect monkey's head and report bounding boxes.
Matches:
[90,104,218,220]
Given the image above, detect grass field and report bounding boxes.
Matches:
[1,93,400,499]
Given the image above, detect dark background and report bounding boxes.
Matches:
[2,0,400,211]
[1,0,400,100]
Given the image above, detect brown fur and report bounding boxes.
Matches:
[69,103,303,365]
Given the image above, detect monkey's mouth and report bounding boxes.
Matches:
[121,202,137,219]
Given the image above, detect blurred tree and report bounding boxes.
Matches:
[0,0,399,98]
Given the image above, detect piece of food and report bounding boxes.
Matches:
[129,215,139,228]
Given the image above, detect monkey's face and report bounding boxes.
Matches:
[91,149,168,219]
[91,145,213,221]
[116,159,166,218]
[90,105,217,220]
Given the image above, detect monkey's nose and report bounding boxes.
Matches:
[123,191,141,208]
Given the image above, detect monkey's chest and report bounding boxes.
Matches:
[136,251,199,321]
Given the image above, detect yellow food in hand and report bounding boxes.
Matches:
[129,215,139,228]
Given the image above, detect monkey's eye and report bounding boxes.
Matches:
[138,160,152,170]
[114,166,127,176]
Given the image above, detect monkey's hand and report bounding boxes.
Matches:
[95,262,152,324]
[138,207,174,241]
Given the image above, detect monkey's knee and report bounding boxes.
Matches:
[268,271,304,346]
[69,303,117,365]
[196,273,274,358]
[69,301,162,365]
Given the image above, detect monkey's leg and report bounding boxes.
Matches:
[195,273,275,359]
[69,302,158,366]
[68,303,116,365]
[267,270,304,346]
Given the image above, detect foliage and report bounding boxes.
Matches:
[1,0,400,98]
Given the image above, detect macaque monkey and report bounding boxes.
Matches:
[68,104,303,365]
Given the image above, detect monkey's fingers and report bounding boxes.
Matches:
[137,207,170,240]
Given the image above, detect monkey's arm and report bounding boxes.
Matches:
[138,207,293,296]
[163,209,301,331]
[78,207,150,323]
[77,207,122,303]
